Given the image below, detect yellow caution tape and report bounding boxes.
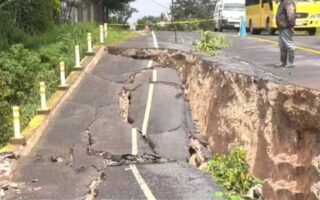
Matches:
[107,18,215,27]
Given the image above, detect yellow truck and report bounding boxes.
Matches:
[245,0,320,35]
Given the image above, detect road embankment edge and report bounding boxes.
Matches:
[0,46,105,157]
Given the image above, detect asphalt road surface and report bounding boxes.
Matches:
[6,30,319,199]
[224,32,320,90]
[150,30,320,90]
[6,32,222,200]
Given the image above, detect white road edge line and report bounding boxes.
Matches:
[142,83,155,136]
[152,69,157,82]
[130,164,156,200]
[151,31,159,49]
[131,128,138,156]
[130,33,159,200]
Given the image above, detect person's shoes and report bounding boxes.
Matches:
[275,63,286,68]
[275,49,288,68]
[284,49,295,68]
[284,63,295,68]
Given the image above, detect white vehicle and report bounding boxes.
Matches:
[213,0,245,31]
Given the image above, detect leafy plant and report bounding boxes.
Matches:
[193,31,230,56]
[213,191,253,200]
[206,148,262,196]
[0,23,136,147]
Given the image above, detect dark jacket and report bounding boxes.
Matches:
[276,0,296,29]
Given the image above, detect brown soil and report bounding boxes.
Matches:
[108,47,320,200]
[119,88,131,123]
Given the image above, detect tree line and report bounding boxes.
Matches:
[0,0,136,50]
[137,0,217,30]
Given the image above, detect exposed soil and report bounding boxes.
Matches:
[108,47,320,200]
[119,88,131,123]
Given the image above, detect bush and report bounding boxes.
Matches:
[0,44,54,145]
[193,31,230,56]
[0,23,100,147]
[205,148,261,195]
[0,23,136,147]
[144,19,214,32]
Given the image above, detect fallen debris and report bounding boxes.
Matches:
[50,155,64,163]
[188,137,212,168]
[85,171,105,200]
[88,149,173,166]
[32,179,39,183]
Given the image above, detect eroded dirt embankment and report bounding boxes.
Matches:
[109,47,320,200]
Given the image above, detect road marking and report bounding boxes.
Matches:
[130,164,156,200]
[131,128,138,156]
[152,69,157,82]
[130,33,159,199]
[142,61,157,136]
[249,36,320,55]
[151,31,159,48]
[142,83,155,136]
[147,60,153,68]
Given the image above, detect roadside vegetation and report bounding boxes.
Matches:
[136,19,215,31]
[205,148,262,200]
[0,0,139,147]
[193,31,230,56]
[0,23,136,147]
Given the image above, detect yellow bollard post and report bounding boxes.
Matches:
[100,25,104,44]
[75,45,81,70]
[12,106,21,139]
[58,61,69,90]
[104,23,108,40]
[10,106,25,144]
[40,82,47,110]
[87,33,93,54]
[131,128,138,156]
[38,82,50,114]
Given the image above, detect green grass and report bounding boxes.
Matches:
[193,31,230,56]
[0,23,139,147]
[205,148,262,200]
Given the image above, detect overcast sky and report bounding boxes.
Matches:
[129,0,172,23]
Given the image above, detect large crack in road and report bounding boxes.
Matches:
[4,48,221,200]
[108,46,320,200]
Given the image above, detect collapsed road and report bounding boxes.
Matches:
[4,32,222,200]
[3,31,320,200]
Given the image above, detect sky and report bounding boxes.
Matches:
[129,0,172,23]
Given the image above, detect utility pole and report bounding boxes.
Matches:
[171,0,174,20]
[171,0,177,43]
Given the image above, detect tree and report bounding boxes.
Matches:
[110,4,137,23]
[101,0,135,22]
[136,15,161,30]
[0,0,61,33]
[171,0,216,20]
[60,0,86,21]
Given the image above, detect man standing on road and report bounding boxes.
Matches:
[275,0,296,68]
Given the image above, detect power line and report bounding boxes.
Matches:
[147,0,170,10]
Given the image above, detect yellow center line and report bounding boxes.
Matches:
[248,36,320,55]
